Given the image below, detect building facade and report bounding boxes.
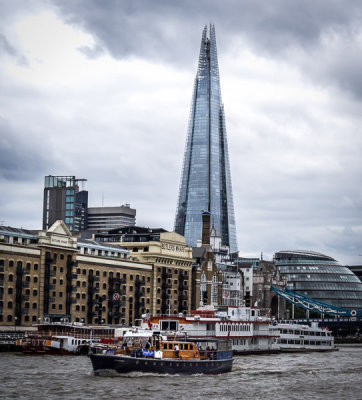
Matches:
[274,250,362,310]
[43,175,88,233]
[87,205,136,232]
[174,24,237,253]
[95,227,194,316]
[0,222,154,326]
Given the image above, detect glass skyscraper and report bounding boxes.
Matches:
[174,24,237,253]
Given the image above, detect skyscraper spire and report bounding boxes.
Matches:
[174,24,238,253]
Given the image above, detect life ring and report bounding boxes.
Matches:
[194,350,199,358]
[351,310,357,317]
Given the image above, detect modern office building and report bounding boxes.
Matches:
[274,250,362,310]
[87,205,136,232]
[43,175,88,233]
[174,24,238,253]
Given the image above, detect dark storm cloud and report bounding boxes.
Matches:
[50,0,362,101]
[51,0,362,57]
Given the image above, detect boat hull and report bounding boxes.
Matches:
[90,354,233,375]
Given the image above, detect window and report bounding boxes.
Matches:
[32,303,37,309]
[8,288,13,294]
[60,267,63,273]
[33,290,37,296]
[34,264,38,271]
[59,292,63,298]
[34,276,38,283]
[8,274,13,282]
[8,301,13,308]
[52,304,56,310]
[9,261,14,267]
[59,304,63,310]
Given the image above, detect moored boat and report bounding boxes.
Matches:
[138,305,280,355]
[275,322,336,352]
[17,322,117,355]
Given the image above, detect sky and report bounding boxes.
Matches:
[0,0,361,265]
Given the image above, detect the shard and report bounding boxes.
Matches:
[175,24,238,253]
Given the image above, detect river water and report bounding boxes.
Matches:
[0,346,361,400]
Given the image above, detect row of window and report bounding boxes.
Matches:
[1,301,37,309]
[220,324,251,332]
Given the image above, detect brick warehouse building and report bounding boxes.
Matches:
[0,221,195,327]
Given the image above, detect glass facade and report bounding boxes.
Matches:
[174,24,237,252]
[274,250,362,309]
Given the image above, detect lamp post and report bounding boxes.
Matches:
[14,316,18,332]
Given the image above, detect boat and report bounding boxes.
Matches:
[137,305,280,355]
[89,334,233,375]
[274,321,336,352]
[17,322,119,355]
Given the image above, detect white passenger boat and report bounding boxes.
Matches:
[275,322,336,352]
[139,305,280,355]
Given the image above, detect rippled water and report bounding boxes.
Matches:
[0,346,361,399]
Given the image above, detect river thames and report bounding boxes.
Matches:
[0,346,361,399]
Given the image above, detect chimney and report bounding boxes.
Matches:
[201,212,211,246]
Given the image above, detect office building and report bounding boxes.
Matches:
[87,205,136,232]
[274,250,362,310]
[174,24,238,253]
[43,175,88,233]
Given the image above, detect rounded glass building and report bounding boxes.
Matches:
[274,250,362,310]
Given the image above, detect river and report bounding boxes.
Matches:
[0,346,361,399]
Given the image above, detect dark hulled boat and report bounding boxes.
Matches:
[90,338,233,375]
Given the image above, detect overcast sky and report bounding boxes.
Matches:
[1,0,361,265]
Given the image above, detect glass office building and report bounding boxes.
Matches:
[43,175,88,233]
[274,250,362,310]
[175,24,237,253]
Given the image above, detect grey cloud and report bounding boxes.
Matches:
[0,33,28,65]
[78,43,105,59]
[0,118,57,181]
[51,0,362,58]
